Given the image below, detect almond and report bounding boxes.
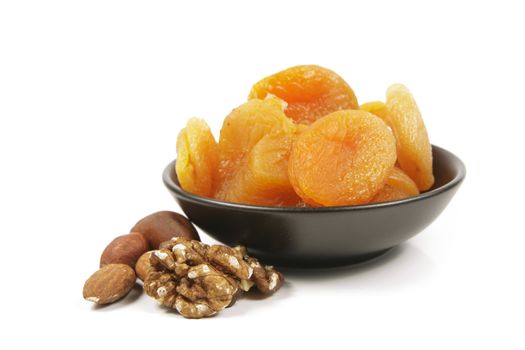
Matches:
[83,264,136,305]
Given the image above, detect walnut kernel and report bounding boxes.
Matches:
[143,237,284,318]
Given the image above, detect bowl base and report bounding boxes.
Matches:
[247,247,394,268]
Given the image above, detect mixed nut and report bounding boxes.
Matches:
[83,211,283,318]
[144,237,283,318]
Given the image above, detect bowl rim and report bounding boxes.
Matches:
[163,144,466,213]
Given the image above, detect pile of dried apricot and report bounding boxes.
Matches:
[176,65,434,207]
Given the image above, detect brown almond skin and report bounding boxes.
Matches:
[135,251,154,281]
[130,211,199,249]
[83,264,136,305]
[100,233,149,268]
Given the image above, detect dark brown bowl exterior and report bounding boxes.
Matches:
[163,145,465,267]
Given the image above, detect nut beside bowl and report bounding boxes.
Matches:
[163,145,465,268]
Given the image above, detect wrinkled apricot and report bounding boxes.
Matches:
[384,166,420,196]
[386,84,434,191]
[288,110,397,206]
[176,118,219,197]
[215,98,300,206]
[360,101,388,123]
[294,123,309,134]
[371,167,419,203]
[248,65,358,124]
[371,186,409,203]
[247,131,295,192]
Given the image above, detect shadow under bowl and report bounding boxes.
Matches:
[163,145,465,268]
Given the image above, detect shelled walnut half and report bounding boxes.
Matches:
[143,237,284,319]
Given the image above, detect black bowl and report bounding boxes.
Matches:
[163,145,465,268]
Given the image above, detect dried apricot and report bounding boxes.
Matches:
[371,167,419,203]
[371,186,409,203]
[247,132,296,193]
[384,166,420,196]
[176,118,218,197]
[294,123,309,135]
[288,110,396,206]
[360,101,389,123]
[248,65,358,124]
[217,98,291,172]
[215,98,300,206]
[386,84,434,191]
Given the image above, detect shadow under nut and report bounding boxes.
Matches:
[100,233,149,268]
[130,211,200,249]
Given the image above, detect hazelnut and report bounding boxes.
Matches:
[100,232,149,268]
[130,211,199,249]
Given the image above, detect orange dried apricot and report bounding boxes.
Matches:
[176,118,219,197]
[294,123,309,134]
[384,166,420,196]
[386,84,434,191]
[371,186,408,203]
[360,101,389,123]
[248,65,358,124]
[215,98,300,206]
[288,110,397,206]
[371,167,420,203]
[216,98,292,183]
[247,131,295,193]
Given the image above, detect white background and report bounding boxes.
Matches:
[1,1,523,349]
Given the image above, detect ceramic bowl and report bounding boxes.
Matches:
[163,145,465,267]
